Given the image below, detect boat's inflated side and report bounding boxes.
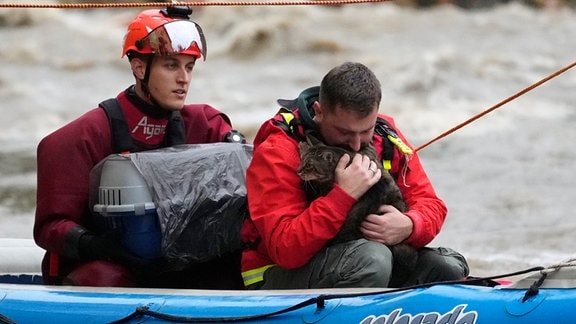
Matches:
[0,239,43,275]
[2,267,576,323]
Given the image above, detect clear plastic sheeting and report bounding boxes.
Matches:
[129,143,252,267]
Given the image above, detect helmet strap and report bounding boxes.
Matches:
[140,55,163,108]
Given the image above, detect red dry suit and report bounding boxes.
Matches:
[33,87,234,286]
[240,110,447,286]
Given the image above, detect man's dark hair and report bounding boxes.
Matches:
[318,62,382,117]
[126,51,152,62]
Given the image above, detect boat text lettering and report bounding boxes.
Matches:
[359,304,477,324]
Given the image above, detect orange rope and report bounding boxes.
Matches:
[415,60,576,152]
[0,0,389,8]
[2,0,572,153]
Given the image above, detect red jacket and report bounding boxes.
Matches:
[34,88,233,278]
[241,111,447,285]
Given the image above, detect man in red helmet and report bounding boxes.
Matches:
[33,7,245,288]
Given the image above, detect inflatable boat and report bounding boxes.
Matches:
[1,239,575,324]
[4,145,576,323]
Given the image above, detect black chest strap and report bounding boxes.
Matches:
[99,98,187,154]
[99,98,136,154]
[374,118,413,171]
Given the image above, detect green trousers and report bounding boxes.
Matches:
[257,239,469,289]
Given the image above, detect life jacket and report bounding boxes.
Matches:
[98,98,186,154]
[272,86,413,174]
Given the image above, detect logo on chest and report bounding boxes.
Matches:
[131,116,167,140]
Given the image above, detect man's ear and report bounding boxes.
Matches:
[312,101,322,121]
[130,57,147,80]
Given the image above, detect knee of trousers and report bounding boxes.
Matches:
[346,240,393,285]
[418,247,470,281]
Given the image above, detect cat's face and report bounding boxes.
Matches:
[297,130,380,185]
[297,139,346,183]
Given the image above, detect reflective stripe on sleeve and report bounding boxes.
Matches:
[241,264,276,286]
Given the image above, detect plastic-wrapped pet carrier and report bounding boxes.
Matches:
[91,154,163,260]
[90,143,252,268]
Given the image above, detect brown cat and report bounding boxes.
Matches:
[297,131,418,273]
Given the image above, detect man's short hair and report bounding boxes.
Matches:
[319,62,382,117]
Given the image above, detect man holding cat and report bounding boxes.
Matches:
[241,62,468,289]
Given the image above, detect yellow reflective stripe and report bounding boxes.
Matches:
[382,160,392,172]
[279,112,295,124]
[242,264,276,286]
[387,134,413,155]
[279,112,296,135]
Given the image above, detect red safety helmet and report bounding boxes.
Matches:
[122,7,207,60]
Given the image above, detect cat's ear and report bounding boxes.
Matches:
[298,141,310,155]
[305,131,323,146]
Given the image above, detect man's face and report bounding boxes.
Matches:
[313,101,378,152]
[145,54,197,111]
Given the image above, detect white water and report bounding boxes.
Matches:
[1,2,575,276]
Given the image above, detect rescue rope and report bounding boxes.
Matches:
[415,59,576,152]
[544,257,576,271]
[521,258,576,302]
[0,313,16,324]
[0,0,389,9]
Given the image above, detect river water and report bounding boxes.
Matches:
[0,2,575,276]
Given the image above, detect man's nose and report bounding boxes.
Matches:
[347,135,362,152]
[177,67,190,83]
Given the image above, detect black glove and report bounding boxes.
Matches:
[78,232,147,269]
[78,231,171,281]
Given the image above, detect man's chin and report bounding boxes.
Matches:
[162,102,185,111]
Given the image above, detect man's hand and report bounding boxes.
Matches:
[360,204,413,245]
[335,153,381,199]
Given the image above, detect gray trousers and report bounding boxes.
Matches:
[258,239,469,289]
